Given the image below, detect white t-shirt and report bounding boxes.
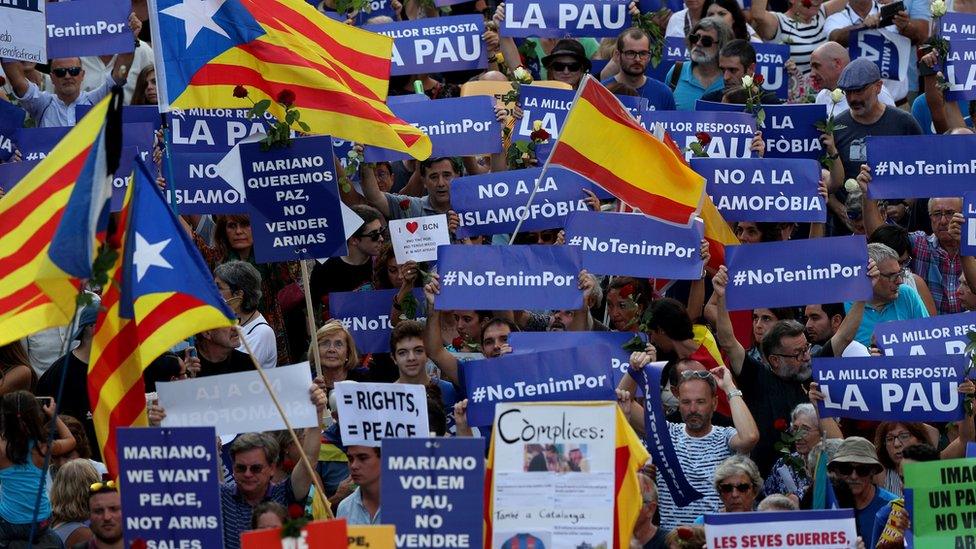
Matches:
[815,85,897,112]
[237,312,277,369]
[823,3,881,39]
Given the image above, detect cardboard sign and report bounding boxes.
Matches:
[692,157,825,222]
[242,518,348,548]
[704,509,858,549]
[333,382,429,447]
[0,0,46,62]
[502,0,632,38]
[389,214,450,264]
[904,458,976,549]
[348,525,396,549]
[874,311,976,357]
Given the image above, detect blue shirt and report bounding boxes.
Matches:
[601,76,676,111]
[857,487,898,542]
[911,93,973,134]
[336,487,381,525]
[665,62,725,111]
[0,442,50,524]
[847,284,929,346]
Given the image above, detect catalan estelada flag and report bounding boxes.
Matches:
[89,156,236,476]
[0,95,114,347]
[547,75,705,226]
[148,0,432,159]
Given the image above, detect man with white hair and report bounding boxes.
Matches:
[849,243,929,346]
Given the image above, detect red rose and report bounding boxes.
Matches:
[619,283,636,300]
[695,131,712,146]
[399,199,411,211]
[530,128,551,141]
[232,85,248,99]
[277,89,297,106]
[753,73,765,86]
[774,418,789,431]
[677,526,694,540]
[287,503,305,519]
[452,337,465,349]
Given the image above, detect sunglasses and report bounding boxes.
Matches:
[550,61,582,73]
[829,462,876,477]
[90,479,117,493]
[52,67,82,78]
[719,482,752,494]
[688,34,716,48]
[358,228,388,241]
[234,463,267,475]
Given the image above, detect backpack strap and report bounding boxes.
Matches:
[669,61,684,91]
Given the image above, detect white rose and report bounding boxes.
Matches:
[533,120,543,131]
[844,179,859,193]
[931,0,947,18]
[831,88,844,104]
[513,66,532,83]
[741,74,753,88]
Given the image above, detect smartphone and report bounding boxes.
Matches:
[879,1,904,28]
[35,397,53,408]
[186,346,197,359]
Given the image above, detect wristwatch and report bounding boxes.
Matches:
[726,389,744,399]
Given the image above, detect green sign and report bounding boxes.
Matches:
[904,458,976,548]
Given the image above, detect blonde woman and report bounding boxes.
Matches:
[51,459,99,547]
[308,320,362,392]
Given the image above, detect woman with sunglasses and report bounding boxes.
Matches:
[711,455,763,514]
[540,39,592,89]
[751,0,850,76]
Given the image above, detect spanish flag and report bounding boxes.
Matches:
[148,0,431,159]
[547,75,705,226]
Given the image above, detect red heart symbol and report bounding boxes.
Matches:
[405,221,419,234]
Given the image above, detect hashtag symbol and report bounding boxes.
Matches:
[471,386,486,403]
[442,270,457,286]
[733,271,747,286]
[339,317,352,329]
[26,152,38,161]
[875,162,887,176]
[568,236,582,246]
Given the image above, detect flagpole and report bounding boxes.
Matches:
[236,327,332,519]
[300,260,323,379]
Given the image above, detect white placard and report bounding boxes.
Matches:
[389,214,450,264]
[0,1,47,63]
[156,363,317,434]
[333,382,428,447]
[704,509,858,549]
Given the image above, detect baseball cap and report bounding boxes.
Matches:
[837,58,881,91]
[72,295,101,340]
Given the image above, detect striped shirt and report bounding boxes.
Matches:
[657,422,737,531]
[773,6,829,76]
[220,479,296,549]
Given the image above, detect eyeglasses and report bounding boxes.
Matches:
[621,50,652,60]
[829,462,877,477]
[771,344,811,360]
[549,61,582,73]
[884,432,914,445]
[52,67,82,78]
[930,210,957,220]
[680,370,713,381]
[358,228,388,241]
[688,34,716,48]
[718,482,752,494]
[234,463,267,475]
[878,270,905,283]
[89,480,117,493]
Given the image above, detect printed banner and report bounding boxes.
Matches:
[866,135,976,198]
[117,427,224,548]
[904,458,976,549]
[242,519,347,548]
[874,311,976,356]
[461,345,616,426]
[691,157,825,222]
[696,101,828,160]
[46,0,133,58]
[0,159,37,194]
[966,192,976,256]
[945,38,976,101]
[435,245,582,311]
[629,363,704,507]
[0,100,25,163]
[0,0,46,62]
[502,0,632,38]
[754,43,790,100]
[704,509,857,549]
[564,211,704,279]
[451,166,609,238]
[942,12,976,41]
[968,442,976,458]
[14,126,69,161]
[237,135,347,263]
[813,355,966,422]
[329,289,427,354]
[639,110,757,160]
[382,438,484,548]
[724,235,871,310]
[364,96,500,162]
[77,104,162,129]
[490,402,617,547]
[155,363,318,435]
[365,16,487,76]
[390,214,451,264]
[849,28,911,83]
[334,382,429,447]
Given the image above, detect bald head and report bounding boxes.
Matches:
[478,71,509,82]
[810,42,849,90]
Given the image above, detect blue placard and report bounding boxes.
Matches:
[46,0,134,58]
[639,110,757,160]
[874,312,976,357]
[509,331,647,394]
[629,363,704,507]
[866,135,976,199]
[968,442,976,458]
[14,127,69,162]
[502,0,633,38]
[111,148,152,212]
[382,437,484,548]
[814,355,967,422]
[332,0,397,26]
[0,101,26,162]
[364,96,501,162]
[696,101,828,160]
[329,288,427,354]
[451,166,610,238]
[945,39,976,101]
[366,16,487,76]
[663,36,688,63]
[117,426,224,549]
[435,244,582,311]
[241,135,347,263]
[691,157,824,222]
[724,235,872,310]
[461,345,616,426]
[754,43,790,100]
[849,29,909,82]
[564,211,704,279]
[964,192,976,256]
[76,104,162,129]
[0,159,39,194]
[941,12,976,41]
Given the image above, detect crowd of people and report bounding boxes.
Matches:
[0,0,974,547]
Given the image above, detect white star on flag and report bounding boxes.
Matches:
[133,232,174,282]
[161,0,230,48]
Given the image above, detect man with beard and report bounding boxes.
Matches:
[666,17,731,110]
[602,28,675,110]
[804,303,870,356]
[77,479,122,549]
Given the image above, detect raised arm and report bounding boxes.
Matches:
[0,60,30,98]
[360,162,393,218]
[857,164,885,236]
[711,266,746,376]
[714,366,759,453]
[290,383,327,501]
[423,274,460,384]
[749,0,781,41]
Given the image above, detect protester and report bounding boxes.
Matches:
[763,403,825,501]
[850,243,929,346]
[193,326,253,377]
[703,0,761,42]
[873,413,975,496]
[867,225,938,315]
[129,66,157,106]
[869,443,939,548]
[666,0,707,38]
[603,28,676,110]
[750,0,849,76]
[307,320,361,390]
[215,261,277,369]
[0,341,35,396]
[337,446,382,525]
[250,502,287,530]
[632,472,668,547]
[710,455,762,514]
[667,17,732,110]
[309,205,386,314]
[51,459,99,547]
[701,40,777,102]
[827,437,897,541]
[810,42,897,111]
[361,157,460,220]
[83,477,123,549]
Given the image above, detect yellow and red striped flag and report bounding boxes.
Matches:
[547,75,705,226]
[148,0,431,159]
